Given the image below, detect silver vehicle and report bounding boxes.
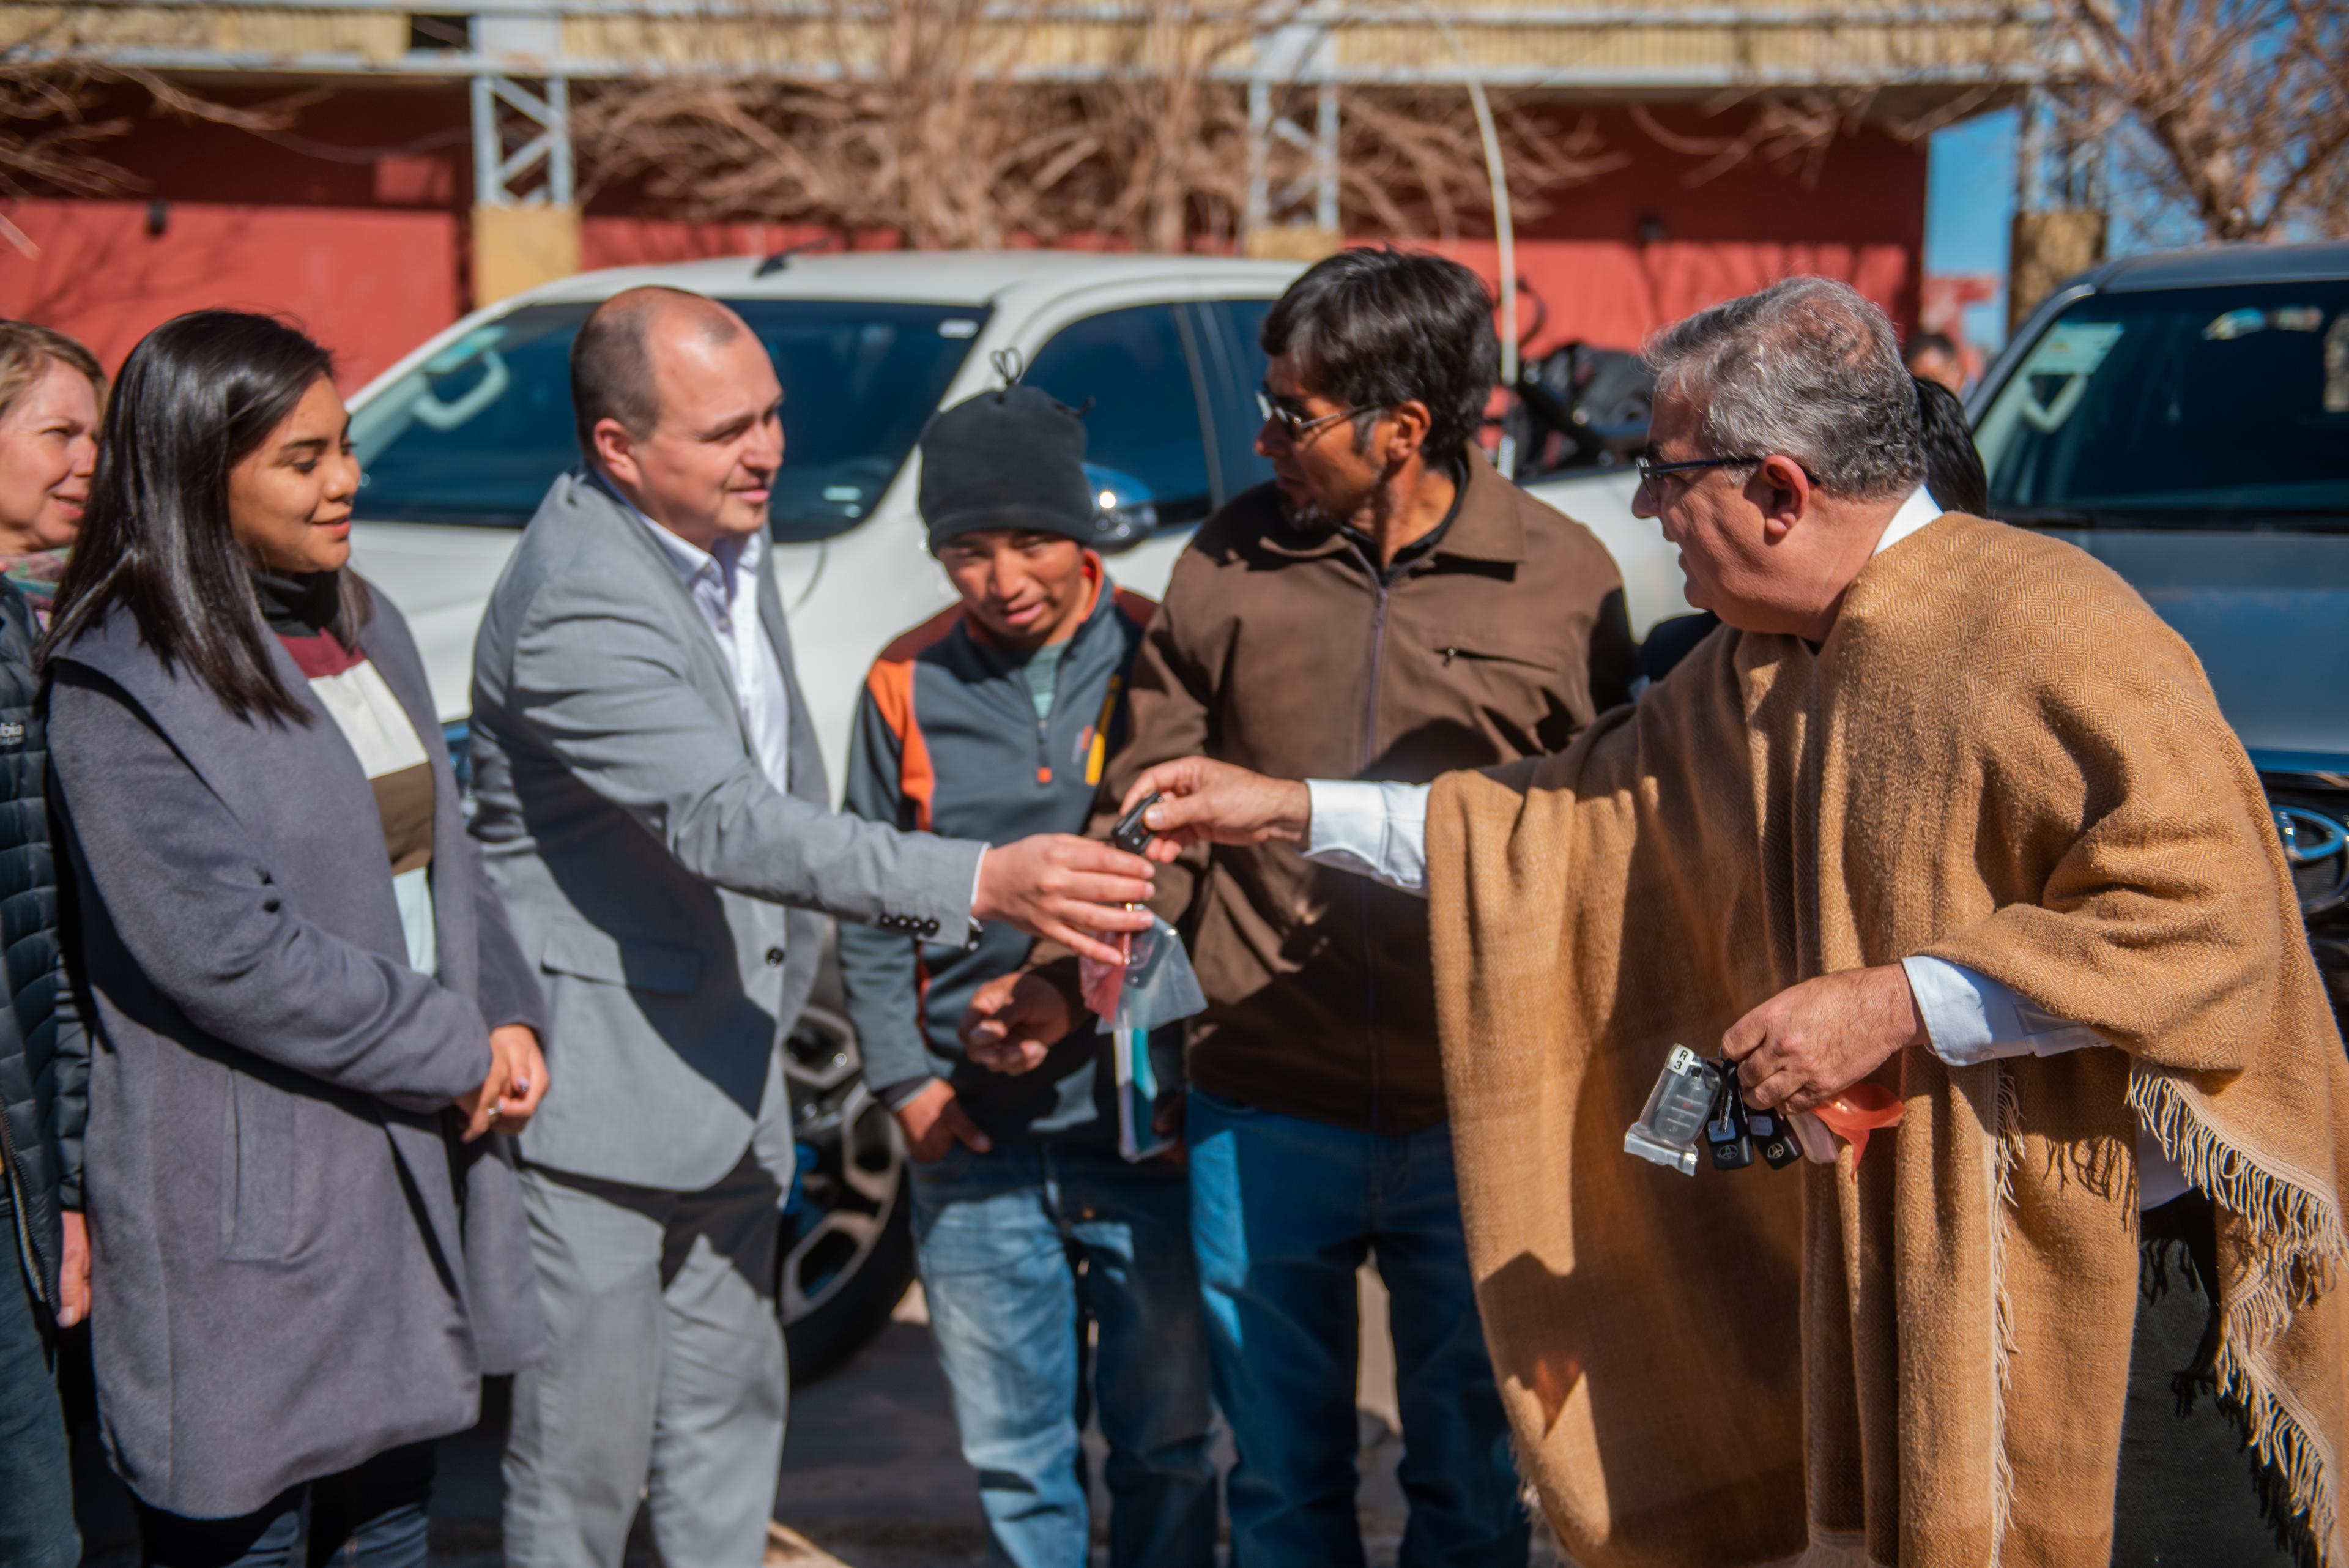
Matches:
[1972,239,2349,1023]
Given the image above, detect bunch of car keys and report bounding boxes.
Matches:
[1104,790,1162,965]
[1625,1044,1803,1176]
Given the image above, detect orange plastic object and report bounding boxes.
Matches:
[1811,1083,1905,1169]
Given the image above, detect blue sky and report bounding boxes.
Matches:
[1924,108,2019,349]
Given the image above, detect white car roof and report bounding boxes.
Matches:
[510,250,1307,311]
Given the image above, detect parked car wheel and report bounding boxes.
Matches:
[779,1001,917,1383]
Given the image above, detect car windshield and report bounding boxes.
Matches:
[1975,278,2349,530]
[351,298,988,540]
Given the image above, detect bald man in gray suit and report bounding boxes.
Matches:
[469,288,1156,1568]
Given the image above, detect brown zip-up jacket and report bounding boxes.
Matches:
[1058,449,1636,1134]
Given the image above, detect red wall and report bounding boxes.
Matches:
[0,85,470,387]
[0,200,462,391]
[0,94,1924,380]
[1424,107,1926,354]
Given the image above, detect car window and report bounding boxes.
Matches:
[352,299,988,540]
[1197,299,1278,500]
[1022,305,1215,526]
[1976,279,2349,529]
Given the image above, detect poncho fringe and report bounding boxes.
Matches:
[2131,1067,2347,1556]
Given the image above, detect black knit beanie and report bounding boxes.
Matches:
[918,384,1099,551]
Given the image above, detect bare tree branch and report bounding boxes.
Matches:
[2,15,295,232]
[2055,0,2349,240]
[574,0,1627,249]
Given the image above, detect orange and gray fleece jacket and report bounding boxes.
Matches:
[839,574,1159,1146]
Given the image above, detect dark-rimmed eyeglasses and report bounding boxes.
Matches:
[1633,451,1768,489]
[1257,388,1384,444]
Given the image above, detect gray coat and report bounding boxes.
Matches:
[47,589,547,1520]
[469,472,982,1193]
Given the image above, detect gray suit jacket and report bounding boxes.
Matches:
[49,591,546,1518]
[470,472,983,1192]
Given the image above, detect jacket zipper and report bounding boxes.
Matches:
[1359,560,1393,1135]
[0,1103,53,1310]
[1034,642,1064,787]
[1033,612,1088,787]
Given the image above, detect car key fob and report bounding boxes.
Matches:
[1746,1103,1802,1169]
[1705,1074,1755,1171]
[1111,792,1161,856]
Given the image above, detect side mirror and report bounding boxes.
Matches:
[1085,463,1161,552]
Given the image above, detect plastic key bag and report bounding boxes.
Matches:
[1625,1045,1720,1176]
[1079,916,1207,1162]
[1624,1045,1906,1177]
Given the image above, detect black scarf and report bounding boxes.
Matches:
[252,568,344,641]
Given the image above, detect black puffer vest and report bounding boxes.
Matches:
[0,579,81,1309]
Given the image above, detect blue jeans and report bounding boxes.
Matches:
[910,1139,1216,1568]
[1187,1090,1529,1568]
[134,1441,434,1568]
[1,1183,78,1568]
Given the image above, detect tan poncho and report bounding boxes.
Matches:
[1428,513,2349,1567]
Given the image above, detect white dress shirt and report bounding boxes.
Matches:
[1299,488,2190,1207]
[605,478,792,796]
[603,477,993,926]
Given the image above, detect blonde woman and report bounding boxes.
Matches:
[0,318,102,1568]
[0,321,103,624]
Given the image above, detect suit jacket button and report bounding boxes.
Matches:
[765,946,785,965]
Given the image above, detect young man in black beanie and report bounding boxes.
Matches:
[837,383,1214,1568]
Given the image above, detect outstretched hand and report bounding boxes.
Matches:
[974,834,1156,967]
[1121,759,1310,861]
[1722,964,1924,1112]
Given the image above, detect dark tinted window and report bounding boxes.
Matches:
[1976,280,2349,529]
[1022,306,1214,525]
[1198,299,1278,499]
[352,299,987,538]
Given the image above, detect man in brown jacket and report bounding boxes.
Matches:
[965,248,1636,1564]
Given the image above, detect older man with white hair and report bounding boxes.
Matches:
[1118,277,2349,1568]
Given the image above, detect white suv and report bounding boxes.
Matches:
[351,250,1318,789]
[345,248,1683,1375]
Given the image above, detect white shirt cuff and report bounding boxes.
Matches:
[1303,780,1431,897]
[1901,955,2106,1067]
[1902,955,2189,1211]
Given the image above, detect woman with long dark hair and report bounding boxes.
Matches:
[44,310,551,1567]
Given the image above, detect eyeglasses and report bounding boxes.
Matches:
[1633,451,1768,489]
[1257,389,1383,444]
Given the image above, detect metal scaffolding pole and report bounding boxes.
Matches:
[1242,17,1337,248]
[470,72,573,207]
[1315,81,1339,232]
